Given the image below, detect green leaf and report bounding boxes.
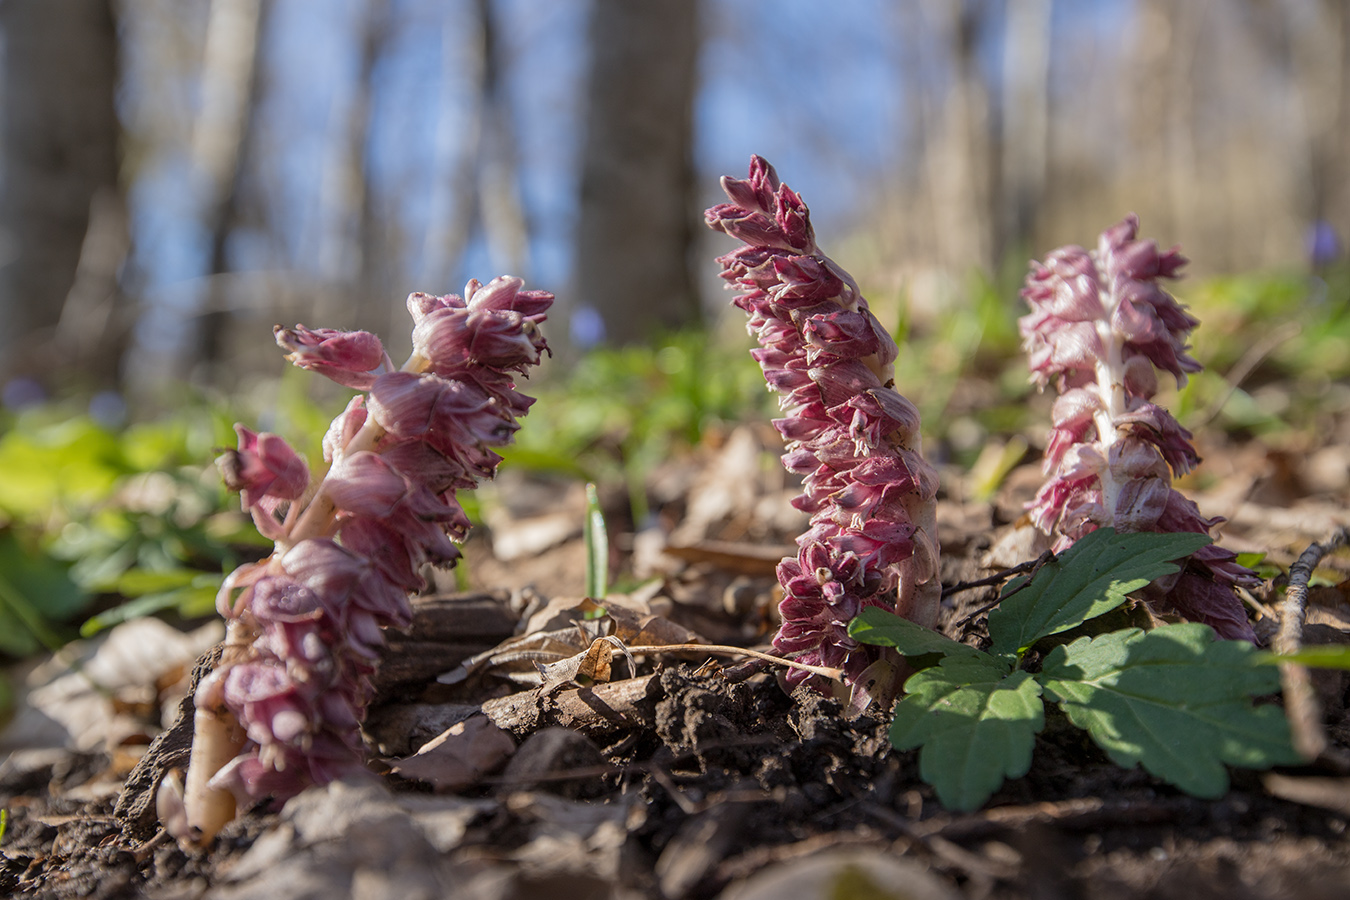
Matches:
[80,573,222,637]
[889,656,1042,811]
[1038,623,1301,797]
[0,418,125,516]
[0,530,89,655]
[1257,645,1350,671]
[113,566,202,596]
[987,529,1212,656]
[849,606,989,666]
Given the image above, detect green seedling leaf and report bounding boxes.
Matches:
[1258,645,1350,671]
[0,530,89,655]
[584,483,608,600]
[889,656,1042,811]
[987,528,1212,656]
[80,572,223,637]
[1039,623,1301,798]
[849,606,989,666]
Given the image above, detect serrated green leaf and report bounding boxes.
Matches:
[1039,623,1301,797]
[889,657,1042,811]
[1257,645,1350,671]
[987,529,1212,656]
[849,606,990,665]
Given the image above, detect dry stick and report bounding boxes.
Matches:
[951,550,1056,629]
[1274,527,1350,764]
[623,643,844,682]
[1191,320,1301,430]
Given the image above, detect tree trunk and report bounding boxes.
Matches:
[190,0,263,382]
[923,0,995,274]
[999,0,1053,258]
[0,0,122,392]
[572,0,700,347]
[418,0,529,321]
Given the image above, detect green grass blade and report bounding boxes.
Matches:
[584,483,608,600]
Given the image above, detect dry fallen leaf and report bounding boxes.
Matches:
[388,713,516,792]
[7,618,223,754]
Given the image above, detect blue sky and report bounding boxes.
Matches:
[120,0,1133,367]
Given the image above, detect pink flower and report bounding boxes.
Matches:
[274,325,389,390]
[218,425,309,509]
[708,156,940,692]
[216,425,309,541]
[1021,216,1258,641]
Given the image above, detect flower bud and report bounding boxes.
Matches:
[217,425,309,533]
[274,325,386,389]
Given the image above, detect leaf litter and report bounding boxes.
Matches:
[3,426,1350,899]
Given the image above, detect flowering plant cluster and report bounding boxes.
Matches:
[173,277,551,843]
[1020,215,1258,640]
[706,156,940,691]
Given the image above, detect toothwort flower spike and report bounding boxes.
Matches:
[1020,216,1259,641]
[707,156,940,692]
[175,276,551,845]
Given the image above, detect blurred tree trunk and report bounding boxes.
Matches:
[419,0,529,323]
[999,0,1052,258]
[923,0,995,273]
[1287,0,1349,258]
[474,0,529,284]
[0,0,124,392]
[315,0,387,336]
[573,0,700,346]
[1127,0,1202,243]
[191,0,263,382]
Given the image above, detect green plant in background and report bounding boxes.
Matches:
[500,327,772,523]
[850,529,1301,811]
[0,379,341,656]
[1164,261,1350,437]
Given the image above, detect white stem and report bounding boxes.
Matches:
[1092,263,1128,519]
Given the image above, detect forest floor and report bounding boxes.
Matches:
[4,418,1350,900]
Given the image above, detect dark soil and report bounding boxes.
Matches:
[6,597,1350,899]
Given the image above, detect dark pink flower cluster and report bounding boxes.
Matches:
[201,276,551,808]
[706,156,940,688]
[1021,216,1258,641]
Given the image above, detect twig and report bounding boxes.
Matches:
[624,643,843,681]
[952,551,1055,629]
[1275,527,1350,764]
[1190,320,1301,430]
[861,802,1015,883]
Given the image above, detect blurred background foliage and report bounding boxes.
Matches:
[0,0,1348,704]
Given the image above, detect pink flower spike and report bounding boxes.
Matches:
[274,324,387,389]
[1021,216,1259,640]
[707,156,940,699]
[174,275,552,845]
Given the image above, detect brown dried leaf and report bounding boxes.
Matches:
[388,713,516,792]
